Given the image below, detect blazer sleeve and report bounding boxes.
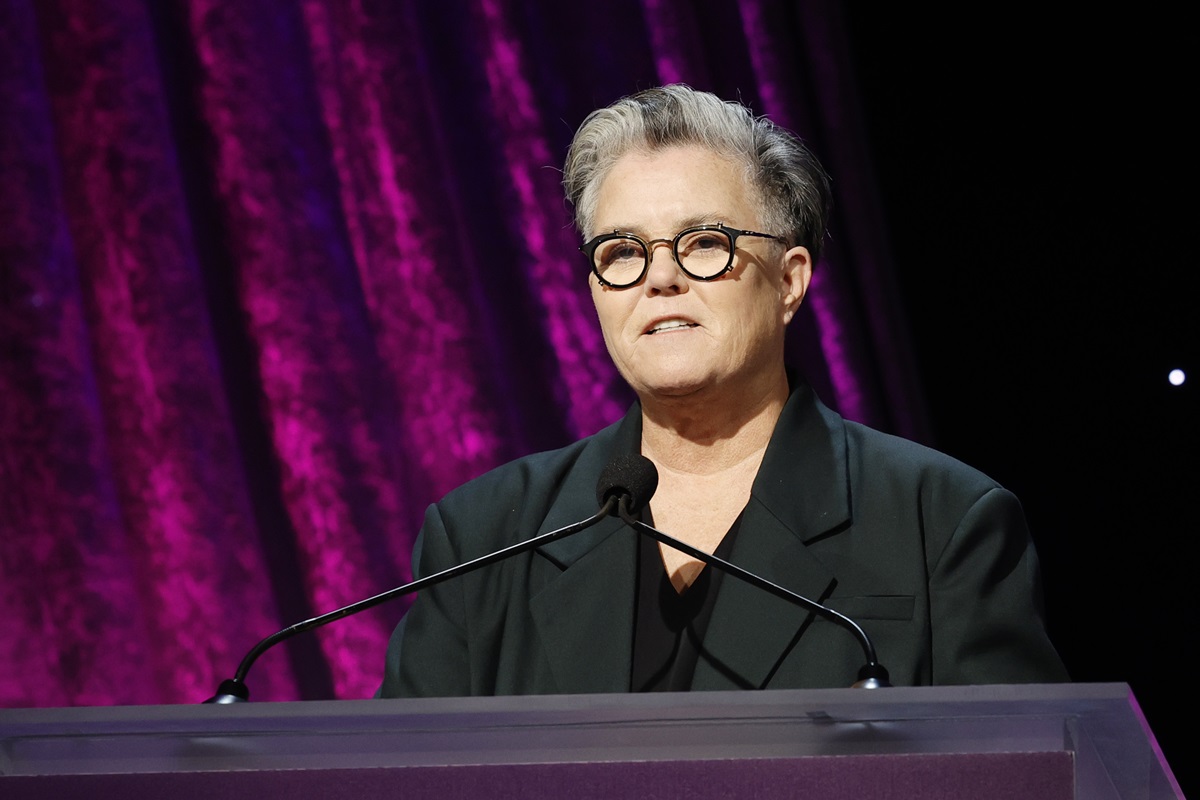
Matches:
[927,486,1069,684]
[377,502,471,698]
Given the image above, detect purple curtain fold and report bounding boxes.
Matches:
[2,0,295,704]
[0,0,923,706]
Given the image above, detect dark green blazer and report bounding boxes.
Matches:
[379,381,1068,697]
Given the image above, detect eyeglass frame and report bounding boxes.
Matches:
[580,222,783,289]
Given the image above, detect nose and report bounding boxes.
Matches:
[643,239,686,295]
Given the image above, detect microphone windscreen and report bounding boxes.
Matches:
[595,454,659,514]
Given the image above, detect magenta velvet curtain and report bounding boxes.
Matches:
[1,0,922,705]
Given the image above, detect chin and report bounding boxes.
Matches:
[630,369,715,400]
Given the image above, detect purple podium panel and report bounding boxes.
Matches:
[0,753,1074,800]
[0,683,1182,799]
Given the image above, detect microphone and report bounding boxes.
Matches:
[596,453,658,514]
[614,454,891,689]
[205,462,632,703]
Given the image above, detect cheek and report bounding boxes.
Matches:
[730,287,785,350]
[589,281,612,325]
[590,289,631,344]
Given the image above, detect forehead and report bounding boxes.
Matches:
[592,146,760,234]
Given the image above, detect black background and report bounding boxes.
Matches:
[843,8,1196,794]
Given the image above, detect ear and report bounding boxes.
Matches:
[780,245,813,325]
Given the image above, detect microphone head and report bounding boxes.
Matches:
[595,454,659,515]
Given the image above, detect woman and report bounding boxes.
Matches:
[379,85,1066,696]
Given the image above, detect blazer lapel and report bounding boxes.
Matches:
[529,516,635,693]
[692,500,837,689]
[529,405,642,694]
[693,380,854,690]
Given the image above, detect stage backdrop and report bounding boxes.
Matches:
[1,0,925,704]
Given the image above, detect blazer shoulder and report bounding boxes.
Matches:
[442,437,589,506]
[842,419,1003,500]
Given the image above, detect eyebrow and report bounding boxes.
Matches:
[600,213,726,237]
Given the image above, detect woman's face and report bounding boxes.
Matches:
[588,145,812,402]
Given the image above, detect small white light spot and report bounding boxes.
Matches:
[1168,369,1186,386]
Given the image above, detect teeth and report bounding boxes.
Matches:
[649,320,694,334]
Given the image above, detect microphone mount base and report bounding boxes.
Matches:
[852,663,892,689]
[204,679,250,704]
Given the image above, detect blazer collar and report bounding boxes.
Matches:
[535,374,852,544]
[750,375,853,544]
[535,404,643,565]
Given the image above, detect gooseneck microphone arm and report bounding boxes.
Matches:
[613,480,891,689]
[207,453,888,702]
[205,497,618,703]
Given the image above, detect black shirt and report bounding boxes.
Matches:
[630,512,743,691]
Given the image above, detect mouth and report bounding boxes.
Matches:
[644,319,699,335]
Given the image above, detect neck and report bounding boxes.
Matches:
[639,369,790,475]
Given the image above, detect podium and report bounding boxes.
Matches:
[0,682,1180,799]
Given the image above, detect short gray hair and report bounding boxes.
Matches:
[563,84,831,264]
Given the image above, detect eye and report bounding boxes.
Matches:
[678,230,730,258]
[597,239,645,267]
